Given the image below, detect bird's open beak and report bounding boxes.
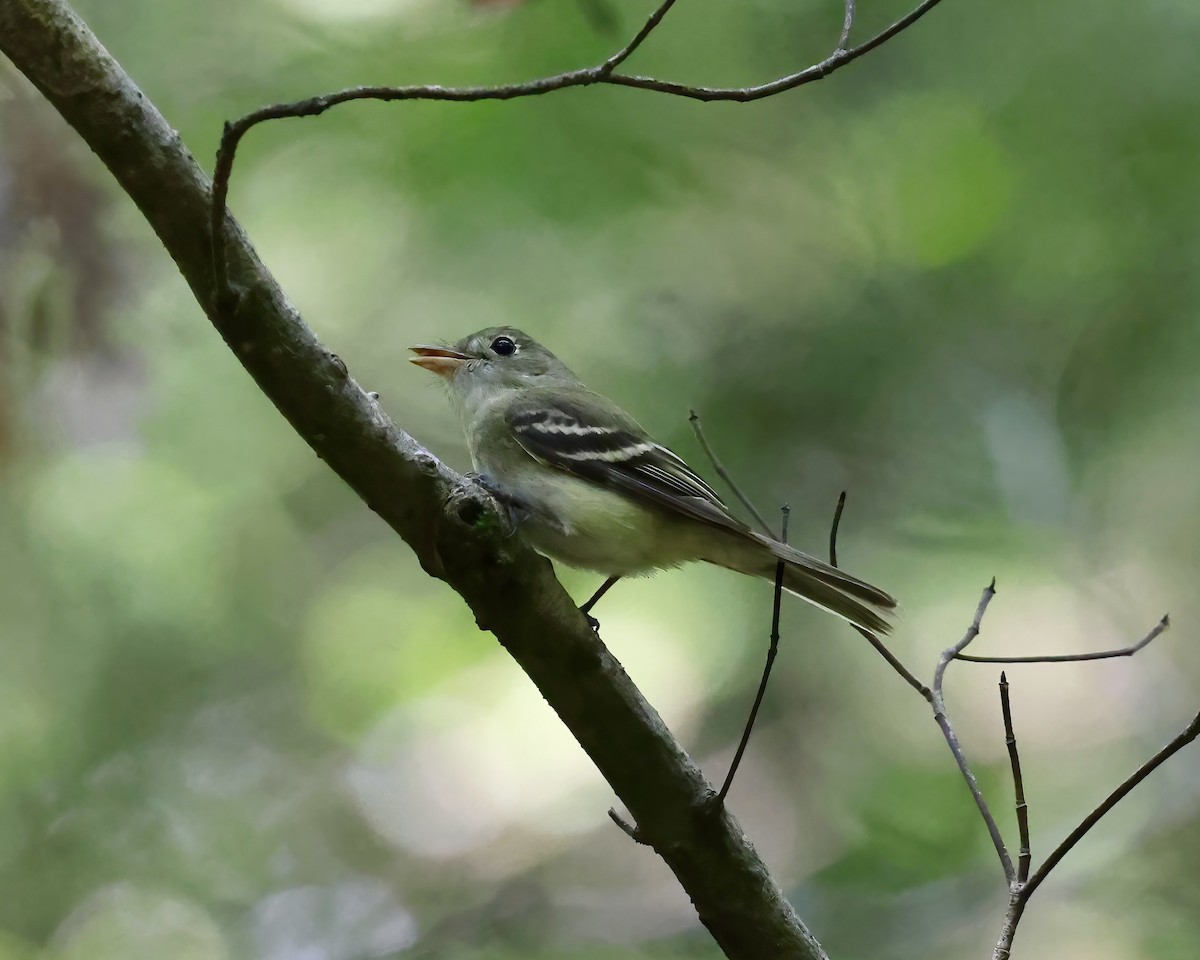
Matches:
[409,345,470,378]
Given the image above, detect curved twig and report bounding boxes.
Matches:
[210,0,951,298]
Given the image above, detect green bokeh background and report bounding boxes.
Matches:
[2,1,1199,957]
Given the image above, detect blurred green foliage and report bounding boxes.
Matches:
[2,0,1199,957]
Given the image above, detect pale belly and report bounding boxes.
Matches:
[475,449,701,576]
[522,483,698,575]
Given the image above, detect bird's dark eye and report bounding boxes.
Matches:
[491,336,516,357]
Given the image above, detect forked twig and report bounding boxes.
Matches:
[830,496,1016,880]
[993,707,1200,959]
[785,487,1025,887]
[210,0,954,302]
[931,580,1016,882]
[598,0,678,76]
[689,422,1197,956]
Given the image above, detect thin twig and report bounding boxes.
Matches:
[825,488,1196,955]
[957,615,1170,663]
[608,0,947,99]
[932,580,996,692]
[598,0,678,76]
[689,410,776,537]
[828,490,845,567]
[931,580,1015,882]
[718,506,790,802]
[210,0,952,301]
[999,672,1031,883]
[855,624,931,697]
[838,0,857,51]
[828,493,929,697]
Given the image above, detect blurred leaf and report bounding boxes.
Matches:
[302,549,491,738]
[817,764,992,891]
[49,885,226,960]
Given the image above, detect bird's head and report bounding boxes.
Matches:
[410,327,573,397]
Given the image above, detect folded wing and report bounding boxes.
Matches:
[508,394,746,535]
[507,390,896,628]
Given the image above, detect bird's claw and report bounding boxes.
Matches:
[465,472,531,536]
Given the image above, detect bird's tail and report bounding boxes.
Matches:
[703,530,896,634]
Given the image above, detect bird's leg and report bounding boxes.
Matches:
[580,576,621,630]
[464,475,620,628]
[581,576,620,615]
[464,472,534,535]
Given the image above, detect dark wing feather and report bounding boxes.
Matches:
[508,393,747,535]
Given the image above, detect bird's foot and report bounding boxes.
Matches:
[465,473,532,536]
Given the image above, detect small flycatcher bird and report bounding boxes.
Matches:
[411,327,895,633]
